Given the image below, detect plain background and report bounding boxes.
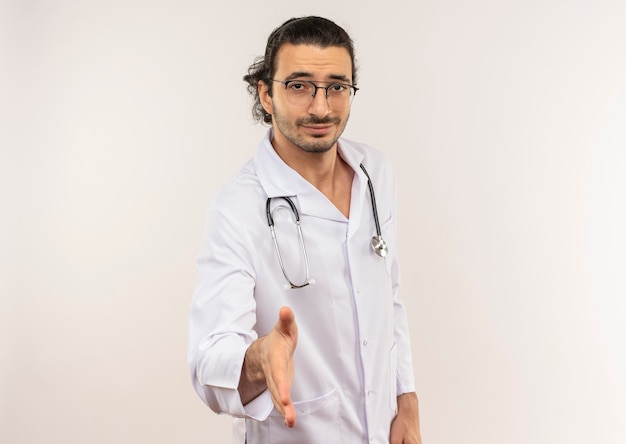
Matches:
[1,0,625,443]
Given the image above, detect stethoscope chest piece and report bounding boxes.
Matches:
[371,235,388,257]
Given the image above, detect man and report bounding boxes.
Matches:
[188,16,422,443]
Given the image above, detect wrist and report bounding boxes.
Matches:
[238,338,269,405]
[243,338,267,384]
[397,392,419,413]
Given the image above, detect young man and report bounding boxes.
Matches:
[188,16,422,443]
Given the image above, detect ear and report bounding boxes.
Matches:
[258,80,274,116]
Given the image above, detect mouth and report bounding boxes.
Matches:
[301,124,334,136]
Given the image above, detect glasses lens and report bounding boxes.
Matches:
[284,82,314,106]
[327,83,355,108]
[283,81,355,108]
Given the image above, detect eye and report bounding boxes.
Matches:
[287,82,308,92]
[329,83,348,94]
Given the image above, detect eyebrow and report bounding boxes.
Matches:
[284,71,352,83]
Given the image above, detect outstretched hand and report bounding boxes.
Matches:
[238,306,298,428]
[261,306,298,427]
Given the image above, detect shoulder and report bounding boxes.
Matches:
[207,159,267,226]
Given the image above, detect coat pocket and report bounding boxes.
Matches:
[266,389,340,444]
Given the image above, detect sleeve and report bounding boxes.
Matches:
[389,165,417,396]
[391,254,417,395]
[187,200,273,421]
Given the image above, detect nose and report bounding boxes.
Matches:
[307,86,331,117]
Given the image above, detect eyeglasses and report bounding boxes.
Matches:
[271,79,359,108]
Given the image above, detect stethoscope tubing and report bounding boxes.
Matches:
[266,196,311,288]
[359,163,383,239]
[266,163,388,289]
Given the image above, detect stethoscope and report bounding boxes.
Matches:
[265,163,388,289]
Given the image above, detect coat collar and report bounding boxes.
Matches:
[254,129,368,223]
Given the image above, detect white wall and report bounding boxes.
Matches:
[1,1,625,443]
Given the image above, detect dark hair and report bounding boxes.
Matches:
[243,16,357,124]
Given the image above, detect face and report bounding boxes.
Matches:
[259,44,354,155]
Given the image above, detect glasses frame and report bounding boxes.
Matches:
[270,79,359,106]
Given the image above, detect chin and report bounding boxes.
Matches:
[306,134,339,150]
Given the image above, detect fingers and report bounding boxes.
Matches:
[266,358,296,427]
[282,400,296,427]
[266,371,286,417]
[264,306,298,427]
[270,373,296,427]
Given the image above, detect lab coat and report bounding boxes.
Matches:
[188,129,416,443]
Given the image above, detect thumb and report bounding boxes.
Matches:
[277,306,297,338]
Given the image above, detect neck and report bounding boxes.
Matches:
[270,134,354,218]
[269,129,340,186]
